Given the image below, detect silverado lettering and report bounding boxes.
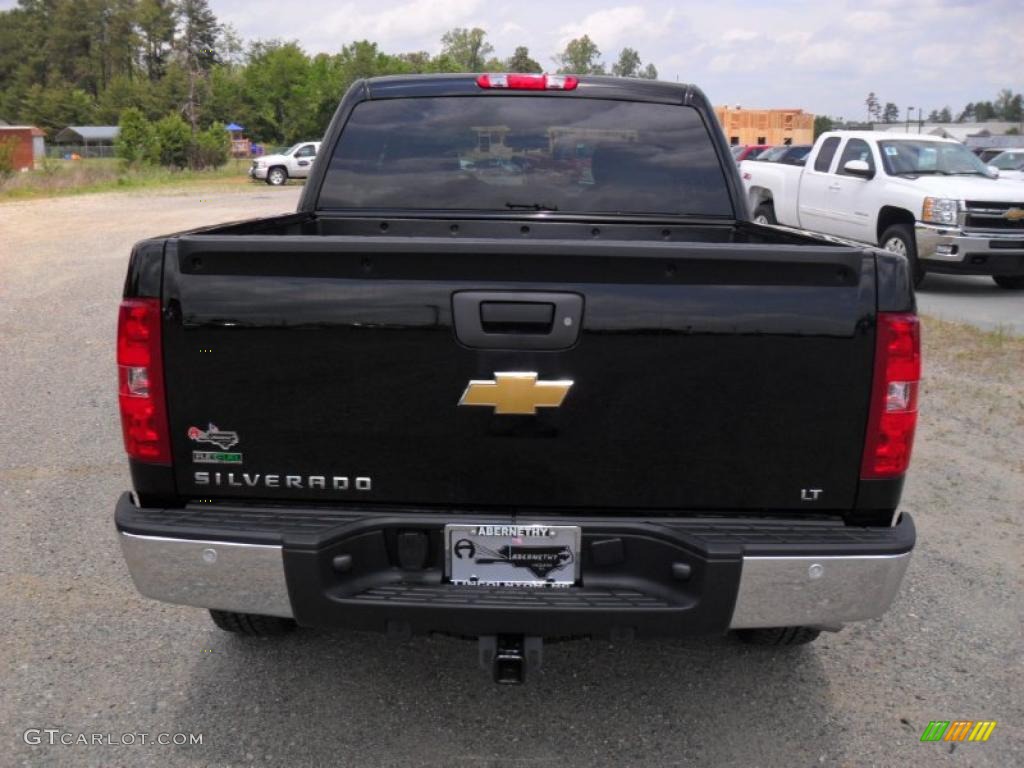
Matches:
[193,472,370,491]
[115,73,919,684]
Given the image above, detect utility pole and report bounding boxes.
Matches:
[906,106,913,134]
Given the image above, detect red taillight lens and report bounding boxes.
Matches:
[476,73,579,91]
[861,313,921,479]
[117,298,171,464]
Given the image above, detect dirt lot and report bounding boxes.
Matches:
[1,187,1022,767]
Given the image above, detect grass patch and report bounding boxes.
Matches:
[0,158,255,201]
[921,315,1023,376]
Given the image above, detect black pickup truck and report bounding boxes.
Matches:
[115,73,919,683]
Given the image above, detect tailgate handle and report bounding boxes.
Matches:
[453,291,583,350]
[480,302,554,333]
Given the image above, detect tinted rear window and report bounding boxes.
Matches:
[317,96,733,216]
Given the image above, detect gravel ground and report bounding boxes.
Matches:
[1,187,1021,767]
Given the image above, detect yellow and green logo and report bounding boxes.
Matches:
[920,721,997,742]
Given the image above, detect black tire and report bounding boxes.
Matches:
[880,223,925,288]
[752,202,777,225]
[266,166,288,186]
[209,609,296,636]
[993,275,1024,290]
[734,626,822,646]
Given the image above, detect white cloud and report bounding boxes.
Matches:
[557,5,676,51]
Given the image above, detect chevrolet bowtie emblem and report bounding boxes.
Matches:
[458,372,573,415]
[1005,207,1024,221]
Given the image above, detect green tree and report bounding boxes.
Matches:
[937,106,953,123]
[20,83,96,135]
[813,115,835,139]
[191,121,230,169]
[611,47,641,77]
[115,107,157,165]
[555,35,605,75]
[204,63,247,126]
[882,102,899,123]
[136,0,177,81]
[958,102,975,122]
[240,41,314,144]
[975,101,997,121]
[439,27,493,71]
[865,92,880,122]
[176,0,222,131]
[96,74,159,123]
[154,113,191,168]
[505,46,541,73]
[995,90,1022,122]
[397,51,433,73]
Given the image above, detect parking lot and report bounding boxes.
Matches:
[1,186,1022,767]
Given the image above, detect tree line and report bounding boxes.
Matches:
[0,0,658,149]
[864,90,1024,125]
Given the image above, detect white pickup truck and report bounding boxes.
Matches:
[249,141,322,186]
[741,131,1024,289]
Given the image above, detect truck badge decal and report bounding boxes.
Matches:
[458,372,573,415]
[188,423,239,450]
[1004,207,1024,222]
[192,451,243,464]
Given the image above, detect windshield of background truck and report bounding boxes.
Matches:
[879,140,990,176]
[990,151,1024,170]
[318,97,734,216]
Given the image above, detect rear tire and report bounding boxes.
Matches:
[993,275,1024,289]
[753,202,777,225]
[734,626,822,646]
[880,223,925,288]
[266,166,288,186]
[209,610,296,636]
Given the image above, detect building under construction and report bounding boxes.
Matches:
[714,107,815,146]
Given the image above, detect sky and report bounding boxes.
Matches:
[3,0,1022,119]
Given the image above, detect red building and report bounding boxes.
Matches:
[0,125,46,171]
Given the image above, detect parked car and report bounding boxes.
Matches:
[742,131,1024,289]
[752,144,813,166]
[989,149,1024,181]
[973,147,1017,163]
[249,141,322,185]
[729,144,771,163]
[115,74,919,684]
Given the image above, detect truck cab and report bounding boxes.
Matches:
[742,131,1024,289]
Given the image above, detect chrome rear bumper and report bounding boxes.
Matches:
[729,553,910,629]
[119,531,912,630]
[120,533,293,618]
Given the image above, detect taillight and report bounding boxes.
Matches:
[476,73,579,91]
[861,313,921,479]
[117,298,171,464]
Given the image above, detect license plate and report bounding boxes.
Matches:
[446,524,581,587]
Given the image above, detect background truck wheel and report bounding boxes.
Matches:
[992,275,1024,290]
[880,224,924,288]
[209,609,296,636]
[752,202,777,225]
[266,166,288,186]
[734,626,822,646]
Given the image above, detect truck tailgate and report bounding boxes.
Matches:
[162,235,875,512]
